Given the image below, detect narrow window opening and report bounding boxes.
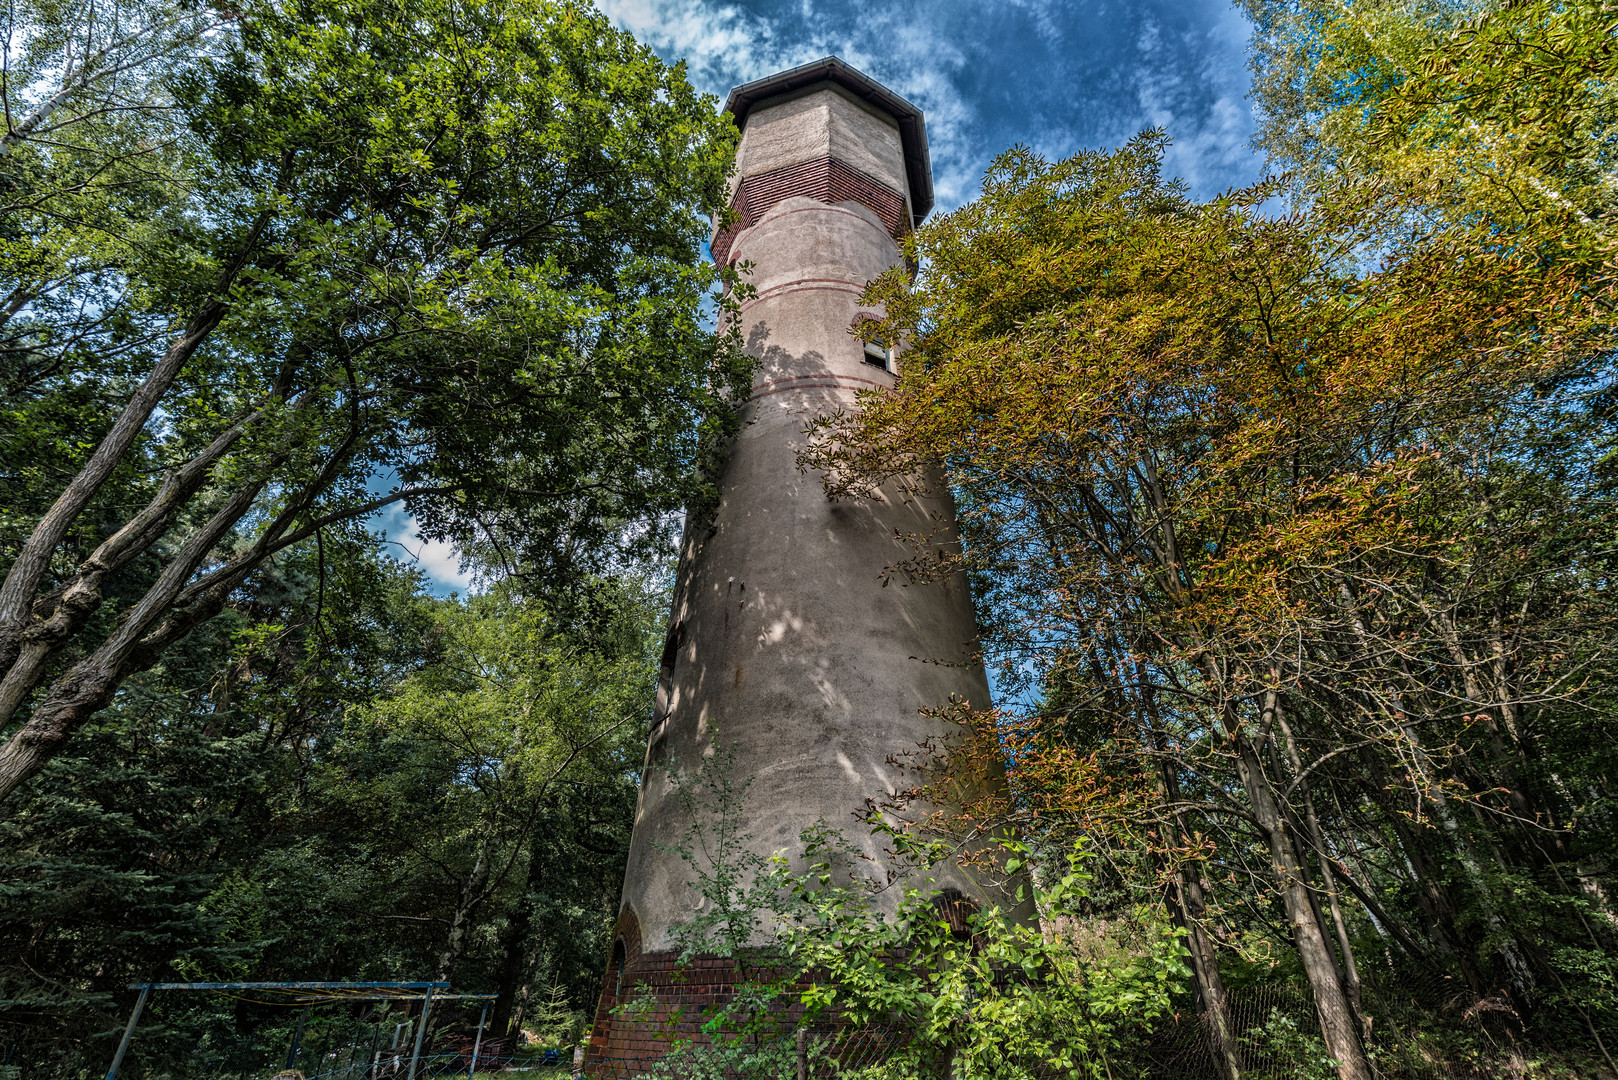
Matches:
[933,887,980,941]
[652,621,686,730]
[608,940,626,1007]
[862,337,892,371]
[658,621,686,672]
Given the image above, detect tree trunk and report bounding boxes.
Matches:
[1,58,107,153]
[1152,749,1242,1080]
[1223,711,1371,1080]
[491,844,547,1039]
[1386,809,1489,993]
[0,298,228,664]
[0,409,261,733]
[1178,867,1243,1080]
[436,839,493,985]
[1397,714,1537,1000]
[1334,576,1532,1000]
[1323,854,1429,966]
[1274,708,1365,1029]
[0,473,265,804]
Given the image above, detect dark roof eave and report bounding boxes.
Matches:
[722,56,934,226]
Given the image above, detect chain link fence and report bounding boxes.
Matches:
[1136,969,1596,1080]
[219,1014,1593,1080]
[167,968,1601,1080]
[562,977,1596,1080]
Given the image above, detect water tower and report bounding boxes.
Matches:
[587,57,1009,1065]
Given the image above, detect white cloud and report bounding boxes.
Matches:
[595,0,983,210]
[390,513,475,594]
[597,0,1261,211]
[1165,92,1256,196]
[1130,7,1259,198]
[596,0,801,86]
[999,0,1064,46]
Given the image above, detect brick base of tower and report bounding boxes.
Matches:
[584,908,811,1072]
[583,916,931,1077]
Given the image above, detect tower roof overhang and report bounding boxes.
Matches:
[723,56,933,226]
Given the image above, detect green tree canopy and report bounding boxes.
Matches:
[0,0,748,804]
[807,128,1616,1078]
[1242,0,1617,252]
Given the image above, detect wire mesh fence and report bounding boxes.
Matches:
[75,963,1602,1080]
[195,1043,574,1079]
[160,1009,1596,1080]
[564,976,1598,1080]
[1133,970,1596,1080]
[166,1020,530,1080]
[581,1024,937,1080]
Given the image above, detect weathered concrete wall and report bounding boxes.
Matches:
[613,83,1009,958]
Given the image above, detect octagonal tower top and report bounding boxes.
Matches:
[723,56,933,226]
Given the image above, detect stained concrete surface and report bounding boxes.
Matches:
[616,82,1020,953]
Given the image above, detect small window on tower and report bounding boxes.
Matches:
[863,336,891,371]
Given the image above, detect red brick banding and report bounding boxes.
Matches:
[712,156,909,267]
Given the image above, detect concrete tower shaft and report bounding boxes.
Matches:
[589,59,1002,1066]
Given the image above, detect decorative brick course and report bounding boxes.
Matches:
[712,156,909,266]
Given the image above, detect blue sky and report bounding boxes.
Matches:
[601,0,1266,209]
[395,0,1267,594]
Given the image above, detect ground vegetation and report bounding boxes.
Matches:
[7,0,1618,1077]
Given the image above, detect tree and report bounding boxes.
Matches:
[327,583,650,1023]
[0,531,434,1076]
[0,0,223,155]
[804,132,1617,1076]
[0,531,659,1076]
[0,0,747,805]
[1241,0,1617,250]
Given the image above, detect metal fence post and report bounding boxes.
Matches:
[405,985,435,1080]
[104,982,152,1080]
[467,1002,488,1079]
[286,1004,310,1070]
[364,1018,382,1080]
[392,1019,410,1075]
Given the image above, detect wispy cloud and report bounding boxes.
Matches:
[596,0,984,208]
[377,506,475,594]
[598,0,793,85]
[1130,5,1259,196]
[598,0,1262,210]
[999,0,1065,47]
